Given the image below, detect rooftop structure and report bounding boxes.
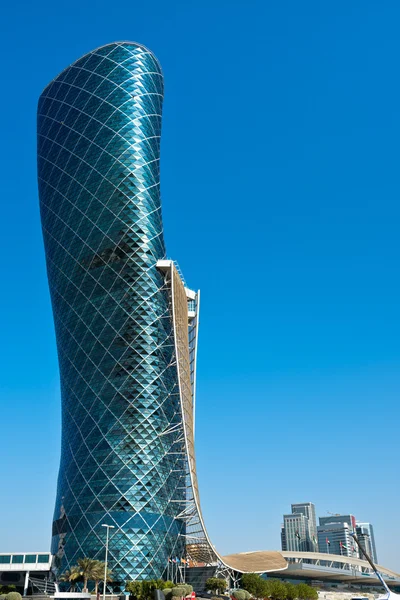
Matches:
[320,514,357,530]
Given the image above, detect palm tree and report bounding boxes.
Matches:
[93,561,113,596]
[76,558,99,592]
[59,566,81,592]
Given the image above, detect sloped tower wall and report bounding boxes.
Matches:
[37,42,186,582]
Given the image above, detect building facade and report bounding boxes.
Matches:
[280,526,287,551]
[355,525,374,563]
[282,513,310,552]
[281,503,318,552]
[37,42,216,584]
[291,503,318,551]
[318,515,358,559]
[356,522,378,563]
[319,515,357,530]
[317,522,357,558]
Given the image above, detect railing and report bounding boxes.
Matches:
[166,258,187,287]
[29,576,57,596]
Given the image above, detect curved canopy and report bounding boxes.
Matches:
[221,551,288,573]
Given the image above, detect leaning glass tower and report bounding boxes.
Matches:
[37,41,201,583]
[37,40,289,588]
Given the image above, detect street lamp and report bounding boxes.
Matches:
[101,524,114,600]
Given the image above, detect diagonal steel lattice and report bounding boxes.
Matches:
[37,41,192,583]
[38,40,223,585]
[37,41,293,588]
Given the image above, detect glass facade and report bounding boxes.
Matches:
[37,42,187,583]
[291,502,318,551]
[356,522,378,563]
[282,513,309,552]
[37,555,51,563]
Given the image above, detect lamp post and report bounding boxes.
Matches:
[101,524,114,600]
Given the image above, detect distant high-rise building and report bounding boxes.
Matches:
[317,522,357,558]
[356,522,378,563]
[319,514,357,531]
[291,502,318,551]
[281,526,287,551]
[356,525,373,561]
[282,512,310,552]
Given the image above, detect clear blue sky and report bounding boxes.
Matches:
[1,0,399,571]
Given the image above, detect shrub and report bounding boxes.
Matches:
[241,574,268,599]
[172,596,182,600]
[267,580,287,600]
[126,581,142,599]
[231,591,246,600]
[296,584,318,600]
[126,581,177,600]
[206,578,227,595]
[0,595,7,600]
[161,582,174,590]
[6,593,22,600]
[142,580,159,600]
[284,583,297,600]
[171,587,186,597]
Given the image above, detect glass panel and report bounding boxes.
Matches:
[0,556,11,564]
[37,555,50,563]
[24,555,37,564]
[12,555,24,564]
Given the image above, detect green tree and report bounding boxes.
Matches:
[92,561,113,595]
[241,574,268,599]
[283,583,297,600]
[142,580,160,600]
[126,581,142,600]
[267,580,287,600]
[163,589,173,600]
[60,567,82,592]
[206,578,227,595]
[296,584,317,600]
[76,558,101,592]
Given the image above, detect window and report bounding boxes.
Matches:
[1,573,19,583]
[0,556,11,564]
[12,556,23,564]
[37,555,50,564]
[24,555,37,564]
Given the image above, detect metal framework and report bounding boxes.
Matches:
[280,552,400,586]
[156,260,218,566]
[157,261,288,582]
